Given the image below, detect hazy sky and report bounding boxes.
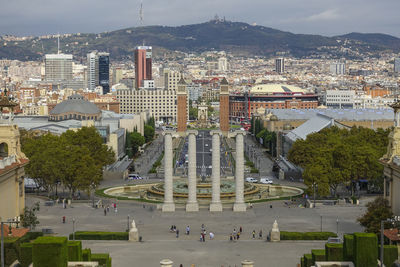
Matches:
[1,0,399,37]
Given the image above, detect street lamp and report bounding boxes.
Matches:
[336,218,339,236]
[313,182,317,208]
[127,215,130,232]
[72,219,76,241]
[320,216,322,232]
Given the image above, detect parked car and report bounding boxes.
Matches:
[245,177,258,183]
[127,174,143,180]
[327,237,342,244]
[260,177,273,184]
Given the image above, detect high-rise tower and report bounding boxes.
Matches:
[275,58,285,74]
[45,54,73,82]
[219,77,229,134]
[87,51,110,94]
[98,53,110,94]
[134,46,152,89]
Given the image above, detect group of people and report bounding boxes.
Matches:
[103,202,118,216]
[169,224,215,242]
[229,227,263,241]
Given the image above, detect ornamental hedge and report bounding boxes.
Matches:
[69,231,128,240]
[67,241,82,261]
[311,249,325,264]
[19,242,33,267]
[82,248,92,261]
[303,254,312,267]
[4,237,19,266]
[353,233,378,267]
[33,236,68,267]
[280,231,337,240]
[378,245,398,267]
[325,243,343,261]
[91,253,112,267]
[343,234,354,261]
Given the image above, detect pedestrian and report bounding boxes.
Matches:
[113,202,116,209]
[176,229,179,238]
[104,208,107,216]
[252,230,256,239]
[239,226,243,233]
[233,228,237,236]
[259,230,263,239]
[170,225,174,232]
[173,225,176,232]
[114,208,118,215]
[106,205,110,213]
[200,234,203,242]
[180,264,183,267]
[229,234,233,241]
[186,225,190,235]
[237,232,240,240]
[209,232,214,240]
[62,216,66,223]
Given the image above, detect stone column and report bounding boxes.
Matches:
[160,259,173,267]
[233,131,246,212]
[210,130,223,212]
[162,131,175,212]
[186,130,199,212]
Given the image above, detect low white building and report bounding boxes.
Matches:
[324,90,355,109]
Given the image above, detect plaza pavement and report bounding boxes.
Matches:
[27,194,369,266]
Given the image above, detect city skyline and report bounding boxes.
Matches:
[1,0,400,38]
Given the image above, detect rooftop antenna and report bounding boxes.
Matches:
[57,32,60,54]
[139,1,145,46]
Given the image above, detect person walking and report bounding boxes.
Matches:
[239,226,243,233]
[176,229,179,238]
[186,225,190,235]
[259,230,263,239]
[104,208,107,216]
[237,232,240,240]
[252,230,256,239]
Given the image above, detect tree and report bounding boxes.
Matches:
[144,125,155,143]
[20,202,40,230]
[127,132,145,156]
[189,107,198,120]
[358,197,393,233]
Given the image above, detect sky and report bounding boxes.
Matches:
[1,0,400,37]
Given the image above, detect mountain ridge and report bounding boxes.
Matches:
[1,20,399,61]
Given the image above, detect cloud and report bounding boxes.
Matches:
[303,9,340,22]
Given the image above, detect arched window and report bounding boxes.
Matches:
[0,142,8,158]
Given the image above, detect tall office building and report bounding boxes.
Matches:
[330,60,346,75]
[45,54,73,82]
[395,58,400,73]
[87,51,110,94]
[134,46,152,89]
[275,58,285,74]
[98,53,110,94]
[164,69,182,90]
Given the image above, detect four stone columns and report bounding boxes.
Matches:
[162,130,246,212]
[210,130,223,212]
[162,131,175,212]
[233,131,247,212]
[186,130,199,212]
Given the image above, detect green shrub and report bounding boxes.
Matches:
[82,248,92,261]
[378,245,398,267]
[33,236,68,267]
[19,231,43,244]
[92,253,111,267]
[325,243,343,261]
[19,242,33,267]
[67,241,82,261]
[343,234,354,261]
[353,233,378,267]
[280,231,337,240]
[4,237,19,266]
[250,168,259,173]
[304,254,312,267]
[69,231,128,240]
[311,249,325,264]
[300,256,304,267]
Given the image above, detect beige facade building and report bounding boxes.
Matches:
[164,69,182,91]
[0,103,29,222]
[116,88,188,124]
[382,103,400,215]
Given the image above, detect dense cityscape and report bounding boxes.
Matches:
[1,5,400,267]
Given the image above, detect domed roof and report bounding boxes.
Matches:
[50,94,100,115]
[270,115,278,121]
[283,123,292,130]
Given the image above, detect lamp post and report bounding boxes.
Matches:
[72,219,76,241]
[127,215,130,232]
[320,216,322,232]
[336,218,339,236]
[313,182,317,208]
